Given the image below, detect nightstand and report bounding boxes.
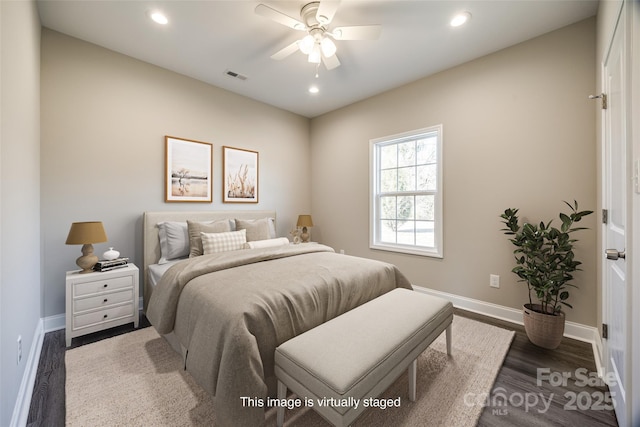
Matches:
[65,264,139,347]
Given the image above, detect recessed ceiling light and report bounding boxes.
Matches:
[151,11,168,25]
[309,86,319,94]
[450,11,471,27]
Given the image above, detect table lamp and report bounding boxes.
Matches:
[65,221,108,273]
[297,215,314,243]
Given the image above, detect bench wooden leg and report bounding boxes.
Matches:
[277,380,287,427]
[408,359,417,401]
[446,323,452,356]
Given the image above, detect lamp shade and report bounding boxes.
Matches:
[297,215,314,228]
[65,222,108,245]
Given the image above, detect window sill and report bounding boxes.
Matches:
[370,243,443,259]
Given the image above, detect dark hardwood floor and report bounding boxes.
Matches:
[26,316,151,427]
[458,310,618,427]
[26,310,618,427]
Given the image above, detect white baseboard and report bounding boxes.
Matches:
[43,312,65,332]
[10,319,44,427]
[592,329,605,377]
[412,285,599,344]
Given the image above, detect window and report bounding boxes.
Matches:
[370,125,443,258]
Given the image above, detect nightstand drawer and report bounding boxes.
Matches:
[73,275,133,297]
[73,303,134,330]
[74,289,134,313]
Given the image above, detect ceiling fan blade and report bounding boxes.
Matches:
[332,25,382,40]
[322,52,340,70]
[271,41,300,60]
[316,1,340,25]
[255,4,305,30]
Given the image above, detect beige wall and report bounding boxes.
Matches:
[310,18,597,326]
[41,30,311,318]
[1,1,41,425]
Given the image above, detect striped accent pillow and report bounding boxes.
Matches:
[201,229,247,254]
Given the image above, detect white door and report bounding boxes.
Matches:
[602,3,629,426]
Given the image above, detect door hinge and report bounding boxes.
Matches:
[602,209,608,224]
[589,93,607,109]
[602,323,608,340]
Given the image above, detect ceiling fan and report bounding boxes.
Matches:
[255,1,382,70]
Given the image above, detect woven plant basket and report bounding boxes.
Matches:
[522,304,565,349]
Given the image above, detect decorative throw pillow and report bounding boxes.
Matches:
[187,219,233,257]
[243,237,290,249]
[201,229,247,254]
[235,218,276,242]
[157,221,189,264]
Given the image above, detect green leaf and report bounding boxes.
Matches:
[560,213,571,232]
[563,200,574,211]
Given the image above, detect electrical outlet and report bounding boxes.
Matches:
[17,335,22,365]
[490,274,500,288]
[340,249,345,255]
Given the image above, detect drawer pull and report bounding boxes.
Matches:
[103,298,108,303]
[103,284,108,288]
[103,314,108,319]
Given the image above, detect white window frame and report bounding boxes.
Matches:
[369,125,443,258]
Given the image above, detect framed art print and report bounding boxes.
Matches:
[223,146,258,203]
[165,136,212,202]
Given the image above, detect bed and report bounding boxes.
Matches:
[143,211,412,426]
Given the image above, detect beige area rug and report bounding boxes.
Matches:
[66,316,514,426]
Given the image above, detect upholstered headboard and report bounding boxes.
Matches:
[142,210,276,309]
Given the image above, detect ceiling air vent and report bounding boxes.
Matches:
[224,69,248,81]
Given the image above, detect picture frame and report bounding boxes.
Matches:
[165,136,212,203]
[223,146,259,203]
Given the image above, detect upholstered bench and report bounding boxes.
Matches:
[274,288,453,427]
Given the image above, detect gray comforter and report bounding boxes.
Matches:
[147,244,412,426]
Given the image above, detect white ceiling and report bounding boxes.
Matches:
[36,0,598,118]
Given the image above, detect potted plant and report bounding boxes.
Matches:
[500,201,593,349]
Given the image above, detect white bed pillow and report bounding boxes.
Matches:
[201,229,247,254]
[157,221,189,264]
[187,219,233,257]
[235,218,276,242]
[243,237,289,249]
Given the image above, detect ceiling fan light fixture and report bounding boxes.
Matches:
[255,1,381,71]
[450,11,471,27]
[309,85,319,94]
[308,43,322,64]
[320,37,336,57]
[298,35,315,54]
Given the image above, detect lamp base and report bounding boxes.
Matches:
[300,226,311,243]
[76,243,98,273]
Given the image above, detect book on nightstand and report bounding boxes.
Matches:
[93,257,129,272]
